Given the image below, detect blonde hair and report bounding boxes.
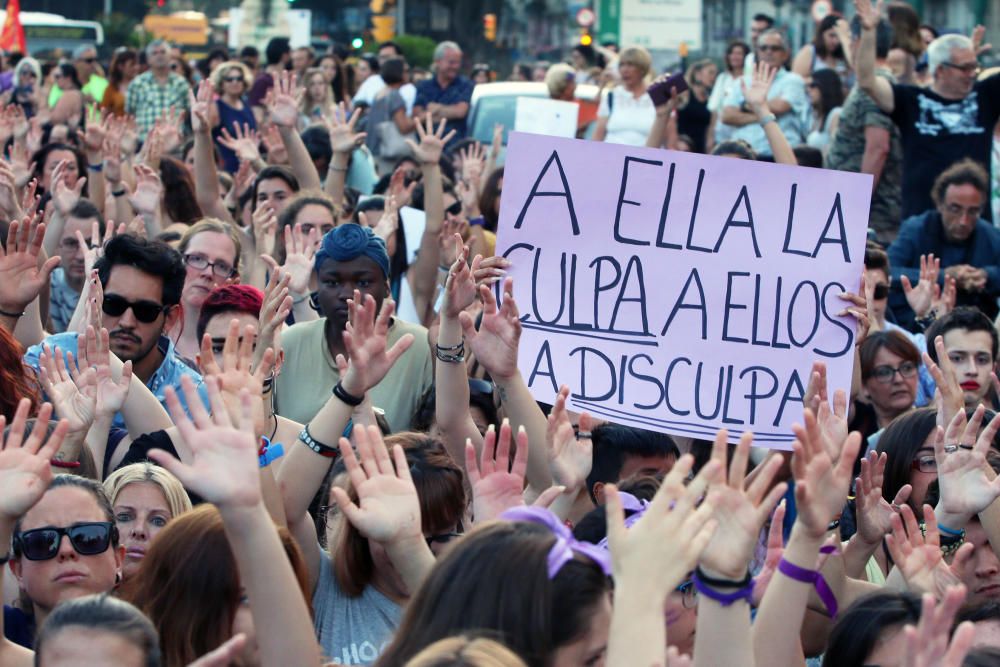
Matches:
[210,60,253,95]
[404,637,528,667]
[104,462,192,520]
[178,218,243,274]
[299,67,332,114]
[617,46,652,78]
[544,63,575,99]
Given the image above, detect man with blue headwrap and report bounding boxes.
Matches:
[274,224,433,431]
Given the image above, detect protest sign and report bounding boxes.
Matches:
[515,97,580,139]
[495,132,872,447]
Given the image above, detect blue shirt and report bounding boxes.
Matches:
[414,75,474,147]
[23,332,208,429]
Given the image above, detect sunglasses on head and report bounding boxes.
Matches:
[102,294,168,323]
[14,522,117,561]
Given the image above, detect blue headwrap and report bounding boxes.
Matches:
[315,223,390,278]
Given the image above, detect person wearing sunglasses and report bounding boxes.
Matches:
[854,0,1000,224]
[71,44,108,109]
[1,404,124,651]
[207,60,257,174]
[23,234,208,431]
[170,220,242,362]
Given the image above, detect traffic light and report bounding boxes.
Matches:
[372,15,395,42]
[580,31,592,46]
[351,37,364,49]
[483,13,497,41]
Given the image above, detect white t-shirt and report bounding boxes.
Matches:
[353,75,386,106]
[597,85,656,146]
[399,82,417,116]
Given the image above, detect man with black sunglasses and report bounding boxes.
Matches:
[72,45,108,108]
[23,234,208,429]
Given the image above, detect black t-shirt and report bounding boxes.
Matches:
[104,428,179,474]
[676,95,712,154]
[890,74,1000,221]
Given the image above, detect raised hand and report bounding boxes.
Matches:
[406,114,456,165]
[260,223,318,295]
[251,200,278,258]
[9,141,33,189]
[187,635,248,667]
[752,500,786,605]
[330,424,423,544]
[855,451,911,546]
[802,361,849,461]
[970,25,993,57]
[265,71,300,128]
[38,344,97,438]
[128,164,163,216]
[459,277,521,381]
[189,80,213,135]
[51,159,86,216]
[741,62,777,114]
[75,325,132,418]
[338,292,415,397]
[0,400,68,522]
[459,142,486,184]
[0,214,61,315]
[149,375,262,509]
[902,587,976,667]
[443,236,481,319]
[900,254,940,318]
[254,270,292,374]
[79,107,108,156]
[75,218,126,277]
[466,419,530,522]
[472,255,510,290]
[925,336,964,427]
[934,405,1000,522]
[701,430,788,579]
[198,320,275,434]
[790,408,862,538]
[260,124,288,164]
[386,166,417,208]
[438,218,470,267]
[885,504,974,598]
[546,385,593,493]
[455,178,480,218]
[0,160,22,220]
[218,122,263,164]
[605,453,720,596]
[934,274,958,317]
[372,193,400,241]
[853,0,883,31]
[324,102,367,154]
[103,126,124,186]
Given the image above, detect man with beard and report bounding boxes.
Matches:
[24,234,206,428]
[275,223,432,432]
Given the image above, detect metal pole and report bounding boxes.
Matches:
[397,0,406,35]
[104,0,112,16]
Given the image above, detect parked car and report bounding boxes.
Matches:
[467,81,602,151]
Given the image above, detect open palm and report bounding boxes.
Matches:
[461,278,520,381]
[0,216,61,312]
[467,420,528,522]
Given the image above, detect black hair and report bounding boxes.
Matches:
[379,41,403,56]
[964,648,1000,667]
[265,37,291,66]
[822,590,922,667]
[56,62,83,90]
[239,45,259,59]
[94,234,186,307]
[711,139,757,160]
[31,142,86,194]
[585,424,679,501]
[850,15,894,59]
[381,57,406,85]
[571,44,596,65]
[410,383,499,435]
[300,125,333,167]
[864,240,890,273]
[361,53,380,74]
[926,307,999,365]
[572,475,661,544]
[875,408,937,509]
[793,145,825,169]
[69,198,104,225]
[724,41,752,74]
[251,165,300,212]
[35,594,160,667]
[752,13,775,28]
[814,14,847,59]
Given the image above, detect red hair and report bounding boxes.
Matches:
[0,326,40,419]
[195,284,264,340]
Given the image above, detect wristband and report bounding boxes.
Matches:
[258,436,285,468]
[777,557,838,618]
[0,307,25,318]
[827,518,841,532]
[468,215,486,227]
[758,113,777,126]
[50,459,82,469]
[937,523,964,537]
[692,569,755,607]
[435,341,465,363]
[112,188,127,197]
[298,425,339,458]
[332,381,364,407]
[87,163,103,172]
[694,565,752,589]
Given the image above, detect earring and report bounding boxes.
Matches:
[115,571,122,586]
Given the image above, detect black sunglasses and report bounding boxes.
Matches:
[445,201,462,216]
[873,283,889,300]
[102,293,168,323]
[14,522,117,561]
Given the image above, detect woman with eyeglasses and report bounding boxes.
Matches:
[47,63,84,129]
[207,61,257,175]
[1,399,123,653]
[4,58,43,119]
[858,330,921,432]
[170,219,242,362]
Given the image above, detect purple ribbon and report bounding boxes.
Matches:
[595,492,649,549]
[777,557,839,618]
[500,506,613,579]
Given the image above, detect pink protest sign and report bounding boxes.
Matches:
[495,132,873,447]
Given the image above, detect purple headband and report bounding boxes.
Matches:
[500,506,613,579]
[596,492,649,549]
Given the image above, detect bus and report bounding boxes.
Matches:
[0,11,104,58]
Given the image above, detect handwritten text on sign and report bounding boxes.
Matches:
[495,133,872,447]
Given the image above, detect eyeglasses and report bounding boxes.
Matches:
[445,201,462,216]
[20,71,36,79]
[102,293,169,323]
[223,76,244,83]
[675,580,698,609]
[758,44,785,53]
[184,253,236,278]
[425,531,463,548]
[940,62,981,75]
[870,361,918,384]
[873,283,889,300]
[944,203,982,219]
[14,522,117,561]
[911,455,937,474]
[81,57,97,64]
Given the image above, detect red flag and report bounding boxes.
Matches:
[0,0,26,55]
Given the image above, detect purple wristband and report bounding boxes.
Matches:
[692,570,755,607]
[777,558,839,618]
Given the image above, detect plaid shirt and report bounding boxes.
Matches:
[124,70,190,139]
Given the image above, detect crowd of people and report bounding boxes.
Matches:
[0,0,998,665]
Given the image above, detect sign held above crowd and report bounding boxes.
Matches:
[496,132,873,448]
